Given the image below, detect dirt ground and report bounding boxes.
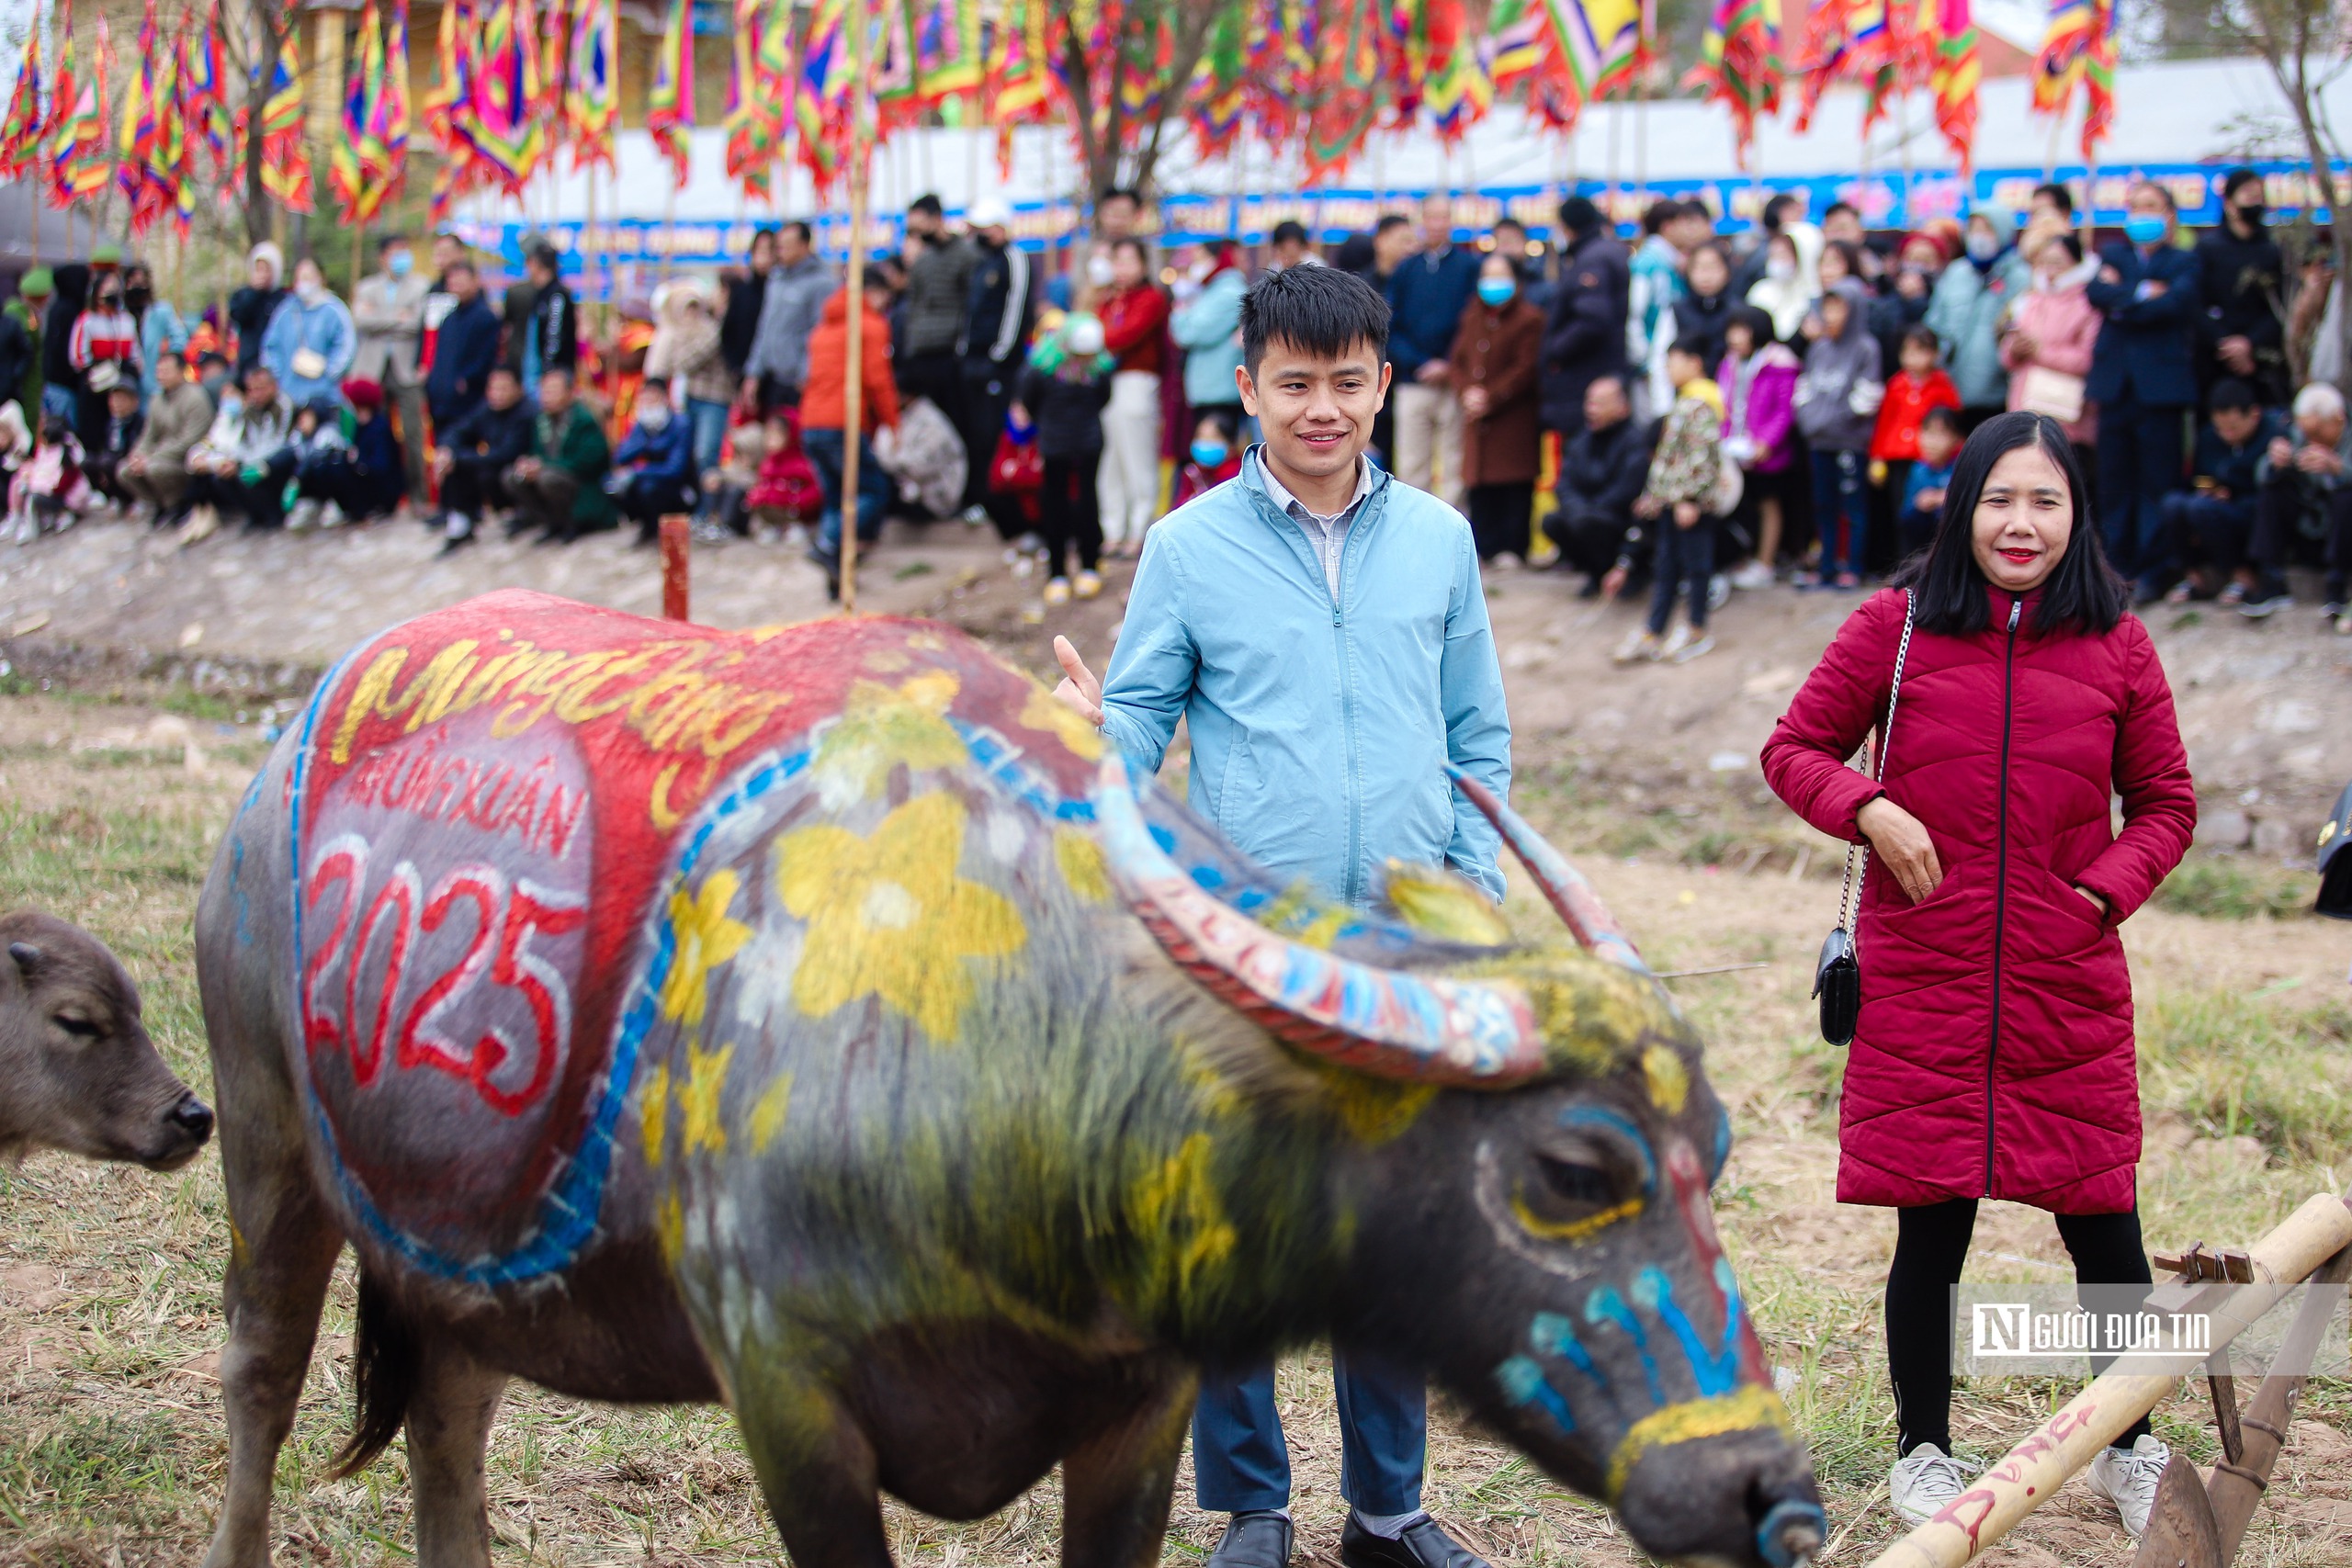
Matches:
[0,513,2348,1567]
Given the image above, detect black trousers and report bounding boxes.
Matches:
[1544,507,1634,581]
[959,364,1015,512]
[2097,400,2188,586]
[2164,491,2257,581]
[1887,1198,2154,1457]
[188,455,296,530]
[1466,482,1534,560]
[440,461,511,523]
[898,349,969,444]
[1040,451,1102,577]
[2254,472,2352,599]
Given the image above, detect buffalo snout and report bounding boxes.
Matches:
[143,1092,216,1169]
[1616,1422,1826,1567]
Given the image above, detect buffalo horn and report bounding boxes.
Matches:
[1444,766,1654,980]
[1092,753,1548,1089]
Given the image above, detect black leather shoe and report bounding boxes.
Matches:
[1205,1511,1293,1568]
[1340,1514,1491,1568]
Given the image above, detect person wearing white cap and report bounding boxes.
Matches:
[956,197,1032,513]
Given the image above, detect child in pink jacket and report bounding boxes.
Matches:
[1720,302,1803,587]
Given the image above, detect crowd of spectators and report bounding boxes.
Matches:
[0,171,2340,636]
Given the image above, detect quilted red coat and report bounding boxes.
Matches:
[1761,586,2196,1213]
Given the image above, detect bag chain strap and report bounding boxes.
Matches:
[1837,591,1917,936]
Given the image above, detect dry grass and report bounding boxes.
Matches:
[2,694,2347,1567]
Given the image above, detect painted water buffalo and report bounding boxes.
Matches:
[194,589,1822,1568]
[0,908,213,1169]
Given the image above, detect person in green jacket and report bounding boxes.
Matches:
[506,366,615,542]
[2,269,51,418]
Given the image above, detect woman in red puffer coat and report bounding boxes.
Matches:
[1761,411,2195,1538]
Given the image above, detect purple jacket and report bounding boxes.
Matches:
[1721,344,1799,475]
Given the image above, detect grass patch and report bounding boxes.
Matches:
[2154,856,2316,920]
[2139,988,2352,1164]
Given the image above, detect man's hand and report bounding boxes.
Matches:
[2270,436,2298,468]
[2098,265,2123,286]
[122,455,145,476]
[1460,385,1489,418]
[1857,795,1943,904]
[2299,443,2345,478]
[2218,334,2256,376]
[1599,563,1629,601]
[1633,494,1663,518]
[1416,361,1453,386]
[430,447,453,479]
[513,457,542,479]
[1916,487,1946,513]
[1673,501,1701,528]
[1052,635,1103,727]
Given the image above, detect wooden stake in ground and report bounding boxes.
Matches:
[660,513,691,618]
[836,0,871,615]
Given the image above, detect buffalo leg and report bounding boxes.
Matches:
[741,1393,896,1568]
[405,1339,509,1568]
[1059,1370,1200,1568]
[198,1127,345,1568]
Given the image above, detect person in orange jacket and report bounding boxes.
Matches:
[800,276,901,599]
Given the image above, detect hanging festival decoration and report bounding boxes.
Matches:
[914,0,986,110]
[725,0,777,200]
[0,17,44,181]
[644,0,694,186]
[184,0,232,175]
[1923,0,1978,167]
[457,0,548,192]
[254,24,313,212]
[1687,0,1782,161]
[2034,0,2112,155]
[115,0,182,231]
[566,0,617,172]
[795,0,845,186]
[50,7,111,207]
[984,0,1055,172]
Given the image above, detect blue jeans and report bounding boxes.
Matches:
[2098,400,2188,588]
[1646,511,1716,635]
[803,426,888,553]
[687,398,729,515]
[1811,448,1868,578]
[1192,1354,1424,1517]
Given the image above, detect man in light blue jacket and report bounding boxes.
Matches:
[1054,263,1510,1568]
[259,256,357,409]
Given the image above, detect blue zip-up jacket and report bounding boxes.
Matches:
[611,411,695,486]
[1169,266,1248,409]
[1385,245,1484,378]
[1098,448,1512,904]
[259,292,357,407]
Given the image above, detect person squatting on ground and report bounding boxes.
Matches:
[118,350,210,525]
[184,364,295,533]
[2245,379,2352,625]
[431,366,533,550]
[83,380,143,509]
[507,367,615,543]
[8,412,93,541]
[2163,378,2284,607]
[1015,311,1113,604]
[1048,260,1511,1568]
[1450,252,1546,562]
[606,376,702,543]
[1617,338,1724,664]
[1760,411,2196,1539]
[1544,375,1654,593]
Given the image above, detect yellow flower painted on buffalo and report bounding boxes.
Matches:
[775,792,1026,1041]
[812,672,967,802]
[660,870,753,1027]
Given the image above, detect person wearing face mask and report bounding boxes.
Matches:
[229,243,287,375]
[120,264,187,410]
[1451,253,1547,562]
[2087,181,2202,601]
[1924,205,2030,432]
[2001,233,2102,470]
[261,257,357,410]
[1170,239,1250,438]
[1745,226,1822,344]
[65,274,140,450]
[2195,168,2287,404]
[605,375,699,545]
[1170,408,1242,509]
[352,235,432,503]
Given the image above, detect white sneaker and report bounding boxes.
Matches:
[317,500,346,529]
[2086,1433,2168,1538]
[1708,573,1732,611]
[284,498,321,533]
[1660,624,1694,660]
[1729,559,1776,590]
[1889,1443,1971,1527]
[1673,631,1716,663]
[1612,628,1663,665]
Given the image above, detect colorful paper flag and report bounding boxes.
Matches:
[565,0,616,172]
[644,0,693,186]
[1685,0,1782,162]
[0,19,45,181]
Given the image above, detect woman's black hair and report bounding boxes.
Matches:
[1892,410,2128,637]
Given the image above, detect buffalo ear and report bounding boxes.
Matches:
[8,942,39,974]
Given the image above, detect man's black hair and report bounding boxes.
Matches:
[780,220,814,244]
[642,375,671,391]
[1492,215,1527,236]
[197,351,230,369]
[1099,186,1142,208]
[1682,197,1717,223]
[378,233,410,254]
[909,193,944,219]
[1892,411,2127,637]
[1824,199,1859,223]
[2032,180,2075,217]
[1558,195,1601,236]
[540,365,575,386]
[1271,219,1309,246]
[1762,193,1800,230]
[1374,213,1413,236]
[2222,167,2264,202]
[1240,263,1389,376]
[241,362,276,390]
[2210,377,2259,413]
[486,364,520,382]
[1919,404,1964,437]
[1642,198,1680,237]
[1667,334,1713,363]
[444,256,478,278]
[527,243,561,274]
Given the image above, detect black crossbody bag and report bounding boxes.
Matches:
[1813,590,1916,1046]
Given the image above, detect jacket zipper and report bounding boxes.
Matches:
[1333,514,1363,903]
[1984,595,2022,1199]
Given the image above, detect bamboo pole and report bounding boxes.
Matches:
[1863,1190,2352,1568]
[837,0,870,615]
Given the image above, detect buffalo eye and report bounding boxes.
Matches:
[51,1013,101,1040]
[1513,1141,1644,1240]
